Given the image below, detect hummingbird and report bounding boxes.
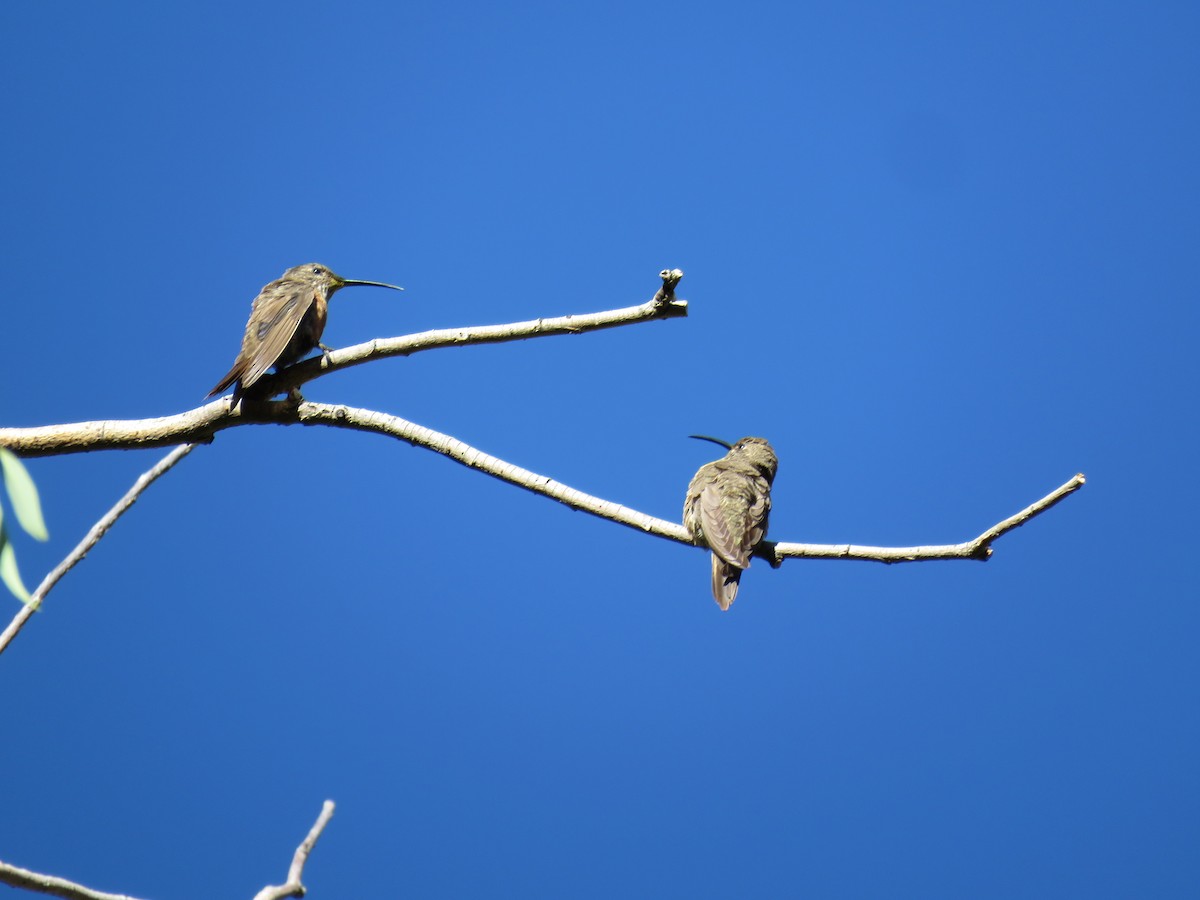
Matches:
[208,263,403,404]
[683,435,778,610]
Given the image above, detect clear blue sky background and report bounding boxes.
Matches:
[2,2,1197,897]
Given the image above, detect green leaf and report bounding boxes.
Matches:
[0,523,34,605]
[0,447,49,541]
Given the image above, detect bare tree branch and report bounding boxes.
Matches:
[0,800,335,900]
[0,401,239,457]
[0,276,688,457]
[0,444,195,657]
[0,397,1087,653]
[252,801,336,900]
[0,859,146,900]
[289,403,1084,564]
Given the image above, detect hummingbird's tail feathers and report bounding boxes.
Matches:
[207,364,242,399]
[711,554,741,611]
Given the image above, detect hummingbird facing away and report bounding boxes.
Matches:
[683,435,778,610]
[208,263,403,404]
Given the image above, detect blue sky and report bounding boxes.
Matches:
[2,1,1197,897]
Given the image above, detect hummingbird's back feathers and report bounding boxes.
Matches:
[684,436,778,610]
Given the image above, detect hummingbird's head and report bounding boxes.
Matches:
[689,434,777,481]
[284,263,404,297]
[731,436,779,483]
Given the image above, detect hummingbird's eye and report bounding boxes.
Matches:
[311,265,323,274]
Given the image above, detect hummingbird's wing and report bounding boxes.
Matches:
[234,284,317,389]
[697,473,772,570]
[208,283,318,398]
[696,481,752,569]
[701,477,771,610]
[742,481,771,555]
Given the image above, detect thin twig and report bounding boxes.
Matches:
[252,801,336,900]
[966,473,1086,551]
[765,473,1086,564]
[268,267,687,396]
[0,444,195,656]
[0,859,145,900]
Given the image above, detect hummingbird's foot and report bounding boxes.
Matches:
[285,387,304,407]
[754,541,782,568]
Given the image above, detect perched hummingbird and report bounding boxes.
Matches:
[683,435,778,610]
[208,263,403,404]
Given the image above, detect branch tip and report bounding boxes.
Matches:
[653,268,684,305]
[252,800,336,900]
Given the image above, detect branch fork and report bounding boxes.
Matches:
[0,801,335,900]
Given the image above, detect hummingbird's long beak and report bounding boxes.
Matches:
[689,434,733,450]
[341,279,405,291]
